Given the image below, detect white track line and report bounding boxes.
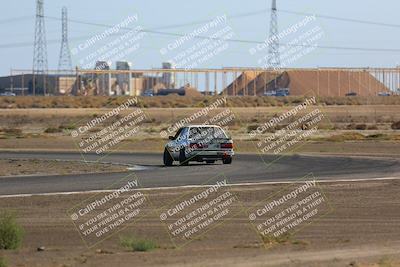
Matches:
[0,176,399,199]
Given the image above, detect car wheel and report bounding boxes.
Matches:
[163,148,173,166]
[223,156,232,164]
[179,149,189,166]
[206,160,215,164]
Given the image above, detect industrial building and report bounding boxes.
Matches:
[0,73,77,96]
[1,67,398,97]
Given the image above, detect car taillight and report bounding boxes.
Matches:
[190,143,207,149]
[221,143,233,149]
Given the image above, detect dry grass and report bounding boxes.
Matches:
[0,105,399,147]
[1,96,400,109]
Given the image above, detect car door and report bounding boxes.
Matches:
[168,127,188,159]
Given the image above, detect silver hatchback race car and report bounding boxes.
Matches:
[163,125,234,166]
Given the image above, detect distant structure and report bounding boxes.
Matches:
[223,69,391,97]
[162,62,175,88]
[32,0,48,95]
[116,61,131,95]
[268,0,280,68]
[94,61,110,71]
[58,7,73,73]
[94,61,110,95]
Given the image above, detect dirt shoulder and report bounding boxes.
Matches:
[1,137,400,158]
[0,158,127,177]
[0,179,399,267]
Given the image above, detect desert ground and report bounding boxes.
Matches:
[0,97,399,267]
[0,179,399,267]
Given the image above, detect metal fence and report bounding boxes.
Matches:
[5,67,400,96]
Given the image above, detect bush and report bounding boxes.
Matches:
[0,212,24,250]
[1,128,22,136]
[119,235,157,252]
[247,125,259,133]
[391,121,400,130]
[347,123,368,130]
[355,124,367,130]
[326,132,365,142]
[44,127,62,133]
[367,124,378,130]
[58,124,76,130]
[367,133,389,140]
[0,257,7,267]
[261,232,291,245]
[0,257,8,267]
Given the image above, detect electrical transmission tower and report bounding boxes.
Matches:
[33,0,48,95]
[58,7,73,73]
[268,0,280,68]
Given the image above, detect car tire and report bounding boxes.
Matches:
[163,148,173,166]
[223,156,232,164]
[179,149,189,166]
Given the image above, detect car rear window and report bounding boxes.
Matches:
[189,127,227,140]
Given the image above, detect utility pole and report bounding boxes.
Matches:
[58,7,73,73]
[268,0,280,69]
[33,0,48,95]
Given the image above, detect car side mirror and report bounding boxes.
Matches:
[168,136,175,140]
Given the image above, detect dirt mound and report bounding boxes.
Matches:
[224,70,390,96]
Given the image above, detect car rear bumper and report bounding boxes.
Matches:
[187,150,234,161]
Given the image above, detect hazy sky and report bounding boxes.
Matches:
[0,0,399,75]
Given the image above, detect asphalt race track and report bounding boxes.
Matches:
[0,151,399,196]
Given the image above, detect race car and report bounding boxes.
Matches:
[163,125,234,166]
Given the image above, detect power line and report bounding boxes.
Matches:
[3,19,400,53]
[44,9,269,31]
[42,15,400,53]
[2,8,400,53]
[148,10,269,30]
[278,9,400,29]
[0,15,33,24]
[0,10,266,48]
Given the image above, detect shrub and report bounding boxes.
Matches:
[366,133,389,140]
[326,132,365,142]
[391,121,400,130]
[1,128,22,136]
[367,124,378,130]
[44,127,62,133]
[58,124,76,130]
[355,124,367,130]
[119,235,157,252]
[247,125,259,132]
[260,232,291,245]
[0,212,24,250]
[0,257,7,267]
[347,123,368,130]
